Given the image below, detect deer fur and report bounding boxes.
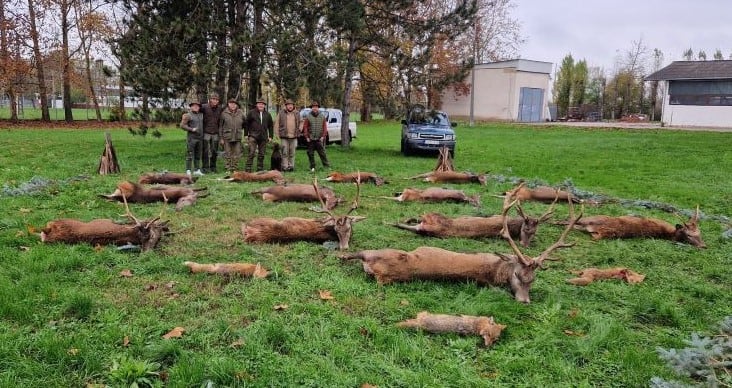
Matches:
[138,172,196,185]
[101,181,206,211]
[397,311,506,346]
[222,170,285,184]
[566,267,645,285]
[242,216,365,250]
[326,171,386,186]
[385,187,480,207]
[183,261,269,278]
[251,184,341,210]
[40,218,169,251]
[569,209,705,248]
[409,171,487,186]
[503,185,579,204]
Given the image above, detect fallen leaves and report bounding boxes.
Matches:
[122,336,130,347]
[318,290,334,300]
[230,339,245,348]
[119,269,133,278]
[162,327,185,339]
[273,304,289,311]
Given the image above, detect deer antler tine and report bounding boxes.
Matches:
[536,198,583,265]
[515,200,528,219]
[312,177,334,217]
[121,193,141,225]
[347,171,362,215]
[539,191,560,222]
[500,191,532,266]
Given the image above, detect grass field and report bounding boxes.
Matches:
[0,121,730,386]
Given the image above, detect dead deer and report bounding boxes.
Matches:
[382,187,480,207]
[408,171,487,186]
[341,194,582,303]
[242,176,365,250]
[138,172,196,185]
[326,171,386,186]
[397,311,506,346]
[393,198,555,246]
[183,261,269,278]
[41,195,169,251]
[567,206,706,248]
[502,184,579,204]
[221,170,285,184]
[101,181,207,211]
[566,267,645,286]
[251,183,341,210]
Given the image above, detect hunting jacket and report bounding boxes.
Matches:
[219,107,245,142]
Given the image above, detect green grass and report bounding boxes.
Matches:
[0,121,730,386]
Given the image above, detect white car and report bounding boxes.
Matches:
[299,108,357,145]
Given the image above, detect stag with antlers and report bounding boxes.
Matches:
[242,174,365,250]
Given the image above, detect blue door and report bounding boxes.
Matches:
[518,87,544,122]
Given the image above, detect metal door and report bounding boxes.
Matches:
[518,87,544,122]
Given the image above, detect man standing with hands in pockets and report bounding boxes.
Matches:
[302,101,330,172]
[244,98,274,172]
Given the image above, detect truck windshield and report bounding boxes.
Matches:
[409,109,449,126]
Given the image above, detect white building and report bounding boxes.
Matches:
[645,60,732,127]
[440,59,553,122]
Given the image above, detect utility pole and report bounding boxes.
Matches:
[469,17,479,127]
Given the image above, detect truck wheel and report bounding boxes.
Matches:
[401,139,412,156]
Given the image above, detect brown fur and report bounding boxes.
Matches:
[40,218,169,251]
[388,187,480,207]
[397,311,506,346]
[223,170,285,184]
[326,171,386,186]
[270,143,283,171]
[572,214,705,248]
[138,172,196,185]
[242,215,365,250]
[183,261,269,278]
[101,181,206,211]
[504,185,579,204]
[567,267,645,285]
[251,184,341,210]
[411,171,487,185]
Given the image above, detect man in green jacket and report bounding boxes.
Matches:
[219,99,245,172]
[179,101,204,176]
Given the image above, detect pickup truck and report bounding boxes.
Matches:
[298,108,357,145]
[401,104,456,156]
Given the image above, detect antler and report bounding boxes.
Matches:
[535,196,583,266]
[500,185,532,266]
[347,171,361,215]
[120,192,142,226]
[312,177,335,217]
[538,190,560,222]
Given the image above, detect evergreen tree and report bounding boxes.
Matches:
[554,54,574,117]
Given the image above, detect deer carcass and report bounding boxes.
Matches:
[251,183,341,210]
[409,171,487,185]
[342,195,582,303]
[138,172,196,185]
[397,311,506,346]
[566,267,645,286]
[503,184,579,204]
[183,261,269,278]
[221,170,285,184]
[569,206,705,248]
[101,181,206,211]
[243,177,364,250]
[384,187,480,206]
[393,199,555,246]
[326,171,386,186]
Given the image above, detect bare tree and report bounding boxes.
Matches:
[27,0,51,121]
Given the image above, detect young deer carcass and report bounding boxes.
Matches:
[397,311,506,346]
[138,172,196,185]
[566,267,645,286]
[409,171,487,185]
[393,199,555,246]
[40,198,169,251]
[221,170,285,184]
[183,261,269,278]
[326,171,386,186]
[242,177,365,250]
[342,195,582,303]
[384,187,480,207]
[101,181,206,211]
[251,183,341,210]
[568,206,706,248]
[503,184,579,204]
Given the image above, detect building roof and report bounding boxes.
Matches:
[476,59,553,75]
[645,60,732,81]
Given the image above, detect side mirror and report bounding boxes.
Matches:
[451,122,458,127]
[401,119,407,125]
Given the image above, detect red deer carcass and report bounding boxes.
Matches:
[101,181,207,211]
[393,198,555,246]
[221,170,285,184]
[397,311,506,347]
[502,184,579,204]
[568,206,705,248]
[342,194,582,303]
[40,200,169,251]
[242,177,364,250]
[566,267,645,286]
[138,172,196,185]
[251,183,341,210]
[409,171,487,185]
[326,171,386,186]
[383,187,480,207]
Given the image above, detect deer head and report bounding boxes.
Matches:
[498,184,582,303]
[514,185,558,247]
[313,173,365,250]
[674,205,706,248]
[121,192,170,252]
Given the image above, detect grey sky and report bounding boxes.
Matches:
[512,0,732,73]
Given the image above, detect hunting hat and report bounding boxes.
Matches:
[255,98,266,105]
[227,98,240,107]
[310,101,320,107]
[209,93,220,100]
[188,101,201,107]
[284,99,295,105]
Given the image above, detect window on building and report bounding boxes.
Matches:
[668,80,732,106]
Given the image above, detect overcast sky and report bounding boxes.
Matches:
[512,0,732,73]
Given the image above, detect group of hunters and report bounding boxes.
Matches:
[179,94,330,175]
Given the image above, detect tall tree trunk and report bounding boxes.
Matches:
[340,37,357,148]
[247,0,265,106]
[213,0,227,93]
[117,57,126,119]
[61,0,74,122]
[0,2,14,122]
[227,0,246,100]
[28,0,50,121]
[84,53,102,121]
